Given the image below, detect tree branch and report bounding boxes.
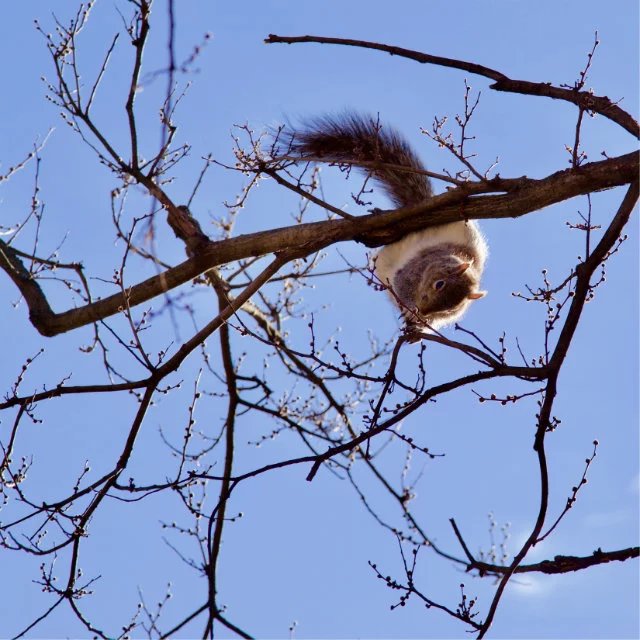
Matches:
[511,546,639,575]
[265,35,639,138]
[1,151,636,337]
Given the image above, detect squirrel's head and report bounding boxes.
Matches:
[415,257,486,326]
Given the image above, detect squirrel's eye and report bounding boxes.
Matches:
[434,279,446,291]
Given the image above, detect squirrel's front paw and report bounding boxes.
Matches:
[403,325,430,343]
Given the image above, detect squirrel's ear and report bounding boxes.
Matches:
[468,290,487,300]
[454,261,472,275]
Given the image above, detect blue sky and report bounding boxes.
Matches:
[0,1,638,638]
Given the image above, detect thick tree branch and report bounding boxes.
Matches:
[511,546,640,575]
[1,151,636,338]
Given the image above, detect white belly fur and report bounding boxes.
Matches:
[374,221,488,287]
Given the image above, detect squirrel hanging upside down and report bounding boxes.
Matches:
[280,112,488,332]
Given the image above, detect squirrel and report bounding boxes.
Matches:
[279,112,488,331]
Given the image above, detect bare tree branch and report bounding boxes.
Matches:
[0,151,636,337]
[265,35,639,138]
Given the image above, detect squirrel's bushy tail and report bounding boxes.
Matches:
[279,112,432,208]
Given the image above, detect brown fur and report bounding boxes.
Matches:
[393,245,482,327]
[280,113,432,207]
